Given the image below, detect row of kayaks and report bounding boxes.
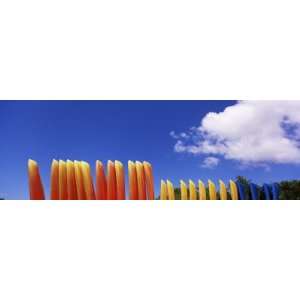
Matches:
[28,159,155,200]
[28,159,280,200]
[160,179,280,200]
[250,183,280,200]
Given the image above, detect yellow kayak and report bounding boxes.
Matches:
[219,180,227,200]
[198,180,206,200]
[229,180,238,200]
[160,180,167,200]
[180,180,188,200]
[208,180,217,200]
[167,180,175,200]
[189,180,197,200]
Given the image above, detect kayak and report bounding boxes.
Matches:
[229,180,238,200]
[219,180,227,200]
[198,180,207,200]
[236,181,246,200]
[208,180,217,200]
[249,183,259,200]
[271,183,280,200]
[263,184,271,200]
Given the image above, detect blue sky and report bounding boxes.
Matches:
[0,100,299,199]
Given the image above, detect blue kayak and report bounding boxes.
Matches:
[250,183,259,200]
[236,182,246,200]
[271,183,280,200]
[263,184,272,200]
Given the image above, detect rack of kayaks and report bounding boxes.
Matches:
[160,179,280,200]
[28,159,280,200]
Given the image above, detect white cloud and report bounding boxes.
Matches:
[171,101,300,165]
[169,131,178,139]
[201,157,219,168]
[170,131,189,139]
